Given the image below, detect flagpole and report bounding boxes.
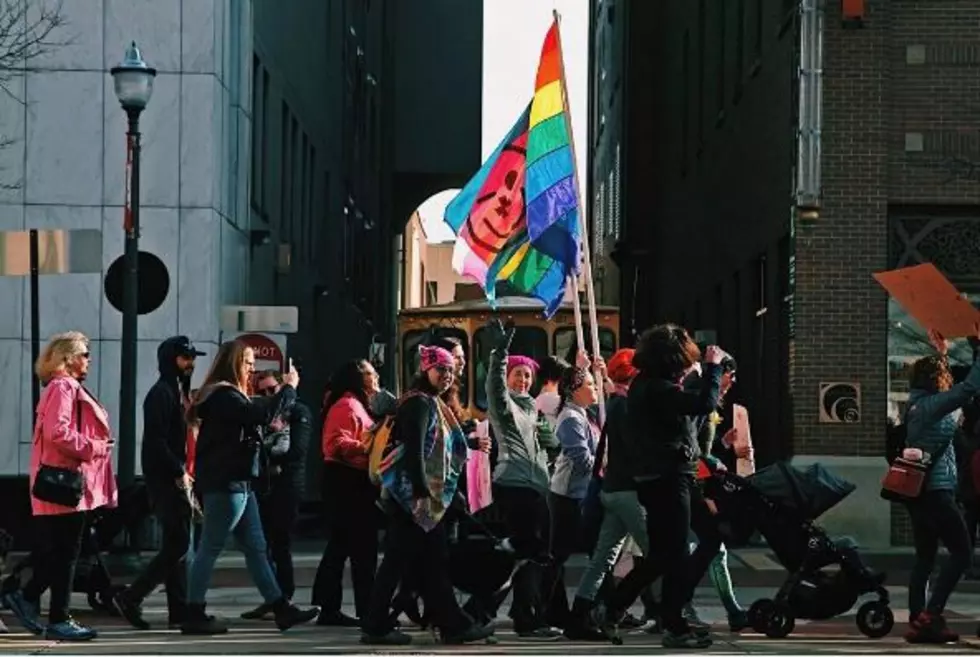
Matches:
[569,273,586,356]
[553,9,605,425]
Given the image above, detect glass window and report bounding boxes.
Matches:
[473,327,550,411]
[402,328,469,404]
[887,294,980,423]
[553,327,618,364]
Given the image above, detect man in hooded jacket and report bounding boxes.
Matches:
[114,336,205,630]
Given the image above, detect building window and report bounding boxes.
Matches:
[754,254,767,390]
[299,133,309,262]
[716,0,726,117]
[612,143,621,239]
[279,102,291,237]
[735,0,745,100]
[681,30,690,173]
[594,182,605,257]
[425,281,438,306]
[290,116,299,243]
[697,0,706,145]
[308,147,317,263]
[250,56,264,213]
[887,214,980,422]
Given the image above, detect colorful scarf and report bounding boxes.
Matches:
[378,393,468,532]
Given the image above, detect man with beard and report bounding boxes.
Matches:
[114,336,205,630]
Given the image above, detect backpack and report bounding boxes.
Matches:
[365,391,431,485]
[366,416,396,485]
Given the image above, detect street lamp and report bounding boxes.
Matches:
[110,42,156,490]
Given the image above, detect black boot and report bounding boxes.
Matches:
[180,604,228,635]
[272,598,320,632]
[563,597,607,641]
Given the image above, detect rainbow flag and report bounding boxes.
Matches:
[444,20,581,318]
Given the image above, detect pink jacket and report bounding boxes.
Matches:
[30,375,118,516]
[322,393,373,470]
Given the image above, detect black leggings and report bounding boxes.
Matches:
[312,462,379,617]
[23,512,87,624]
[907,489,971,617]
[608,475,721,634]
[493,485,551,633]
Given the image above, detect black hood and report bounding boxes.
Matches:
[158,337,188,378]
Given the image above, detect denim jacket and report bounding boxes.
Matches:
[907,358,980,492]
[550,403,598,500]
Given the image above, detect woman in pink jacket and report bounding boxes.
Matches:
[311,359,381,626]
[3,331,117,642]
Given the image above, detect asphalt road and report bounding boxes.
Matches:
[3,583,980,654]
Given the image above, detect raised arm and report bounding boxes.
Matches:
[485,320,516,422]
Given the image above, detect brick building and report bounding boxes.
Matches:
[591,0,980,546]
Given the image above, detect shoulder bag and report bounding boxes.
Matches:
[31,390,84,508]
[880,406,946,503]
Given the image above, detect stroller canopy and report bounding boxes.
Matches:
[747,462,856,520]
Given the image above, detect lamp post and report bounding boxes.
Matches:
[110,42,156,490]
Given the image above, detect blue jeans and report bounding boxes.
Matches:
[187,490,283,605]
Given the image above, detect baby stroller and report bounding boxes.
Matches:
[703,462,893,640]
[391,510,516,633]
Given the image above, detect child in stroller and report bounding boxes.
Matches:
[703,462,892,639]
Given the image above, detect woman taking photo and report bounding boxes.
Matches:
[312,359,381,626]
[4,332,116,642]
[181,341,318,635]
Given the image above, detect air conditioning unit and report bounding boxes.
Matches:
[819,382,861,424]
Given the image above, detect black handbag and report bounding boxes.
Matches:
[31,394,84,508]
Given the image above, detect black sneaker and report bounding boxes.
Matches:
[442,622,495,644]
[515,625,563,640]
[113,589,150,631]
[316,610,360,627]
[663,629,712,649]
[274,602,319,631]
[241,602,275,620]
[360,629,412,645]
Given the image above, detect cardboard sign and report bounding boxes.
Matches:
[873,263,980,338]
[732,404,756,477]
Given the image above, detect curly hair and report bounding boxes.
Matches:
[632,323,701,380]
[909,354,953,394]
[557,366,589,414]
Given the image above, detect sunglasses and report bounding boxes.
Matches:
[80,352,91,359]
[256,386,277,396]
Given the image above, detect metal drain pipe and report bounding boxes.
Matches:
[796,0,825,211]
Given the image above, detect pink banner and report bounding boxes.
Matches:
[466,448,493,513]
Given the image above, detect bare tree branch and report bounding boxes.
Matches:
[0,0,68,103]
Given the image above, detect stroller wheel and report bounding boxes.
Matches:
[748,599,775,633]
[855,601,893,639]
[763,604,795,639]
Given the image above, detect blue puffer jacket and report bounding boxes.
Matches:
[906,358,980,492]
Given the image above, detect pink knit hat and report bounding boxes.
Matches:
[419,345,454,372]
[506,355,539,374]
